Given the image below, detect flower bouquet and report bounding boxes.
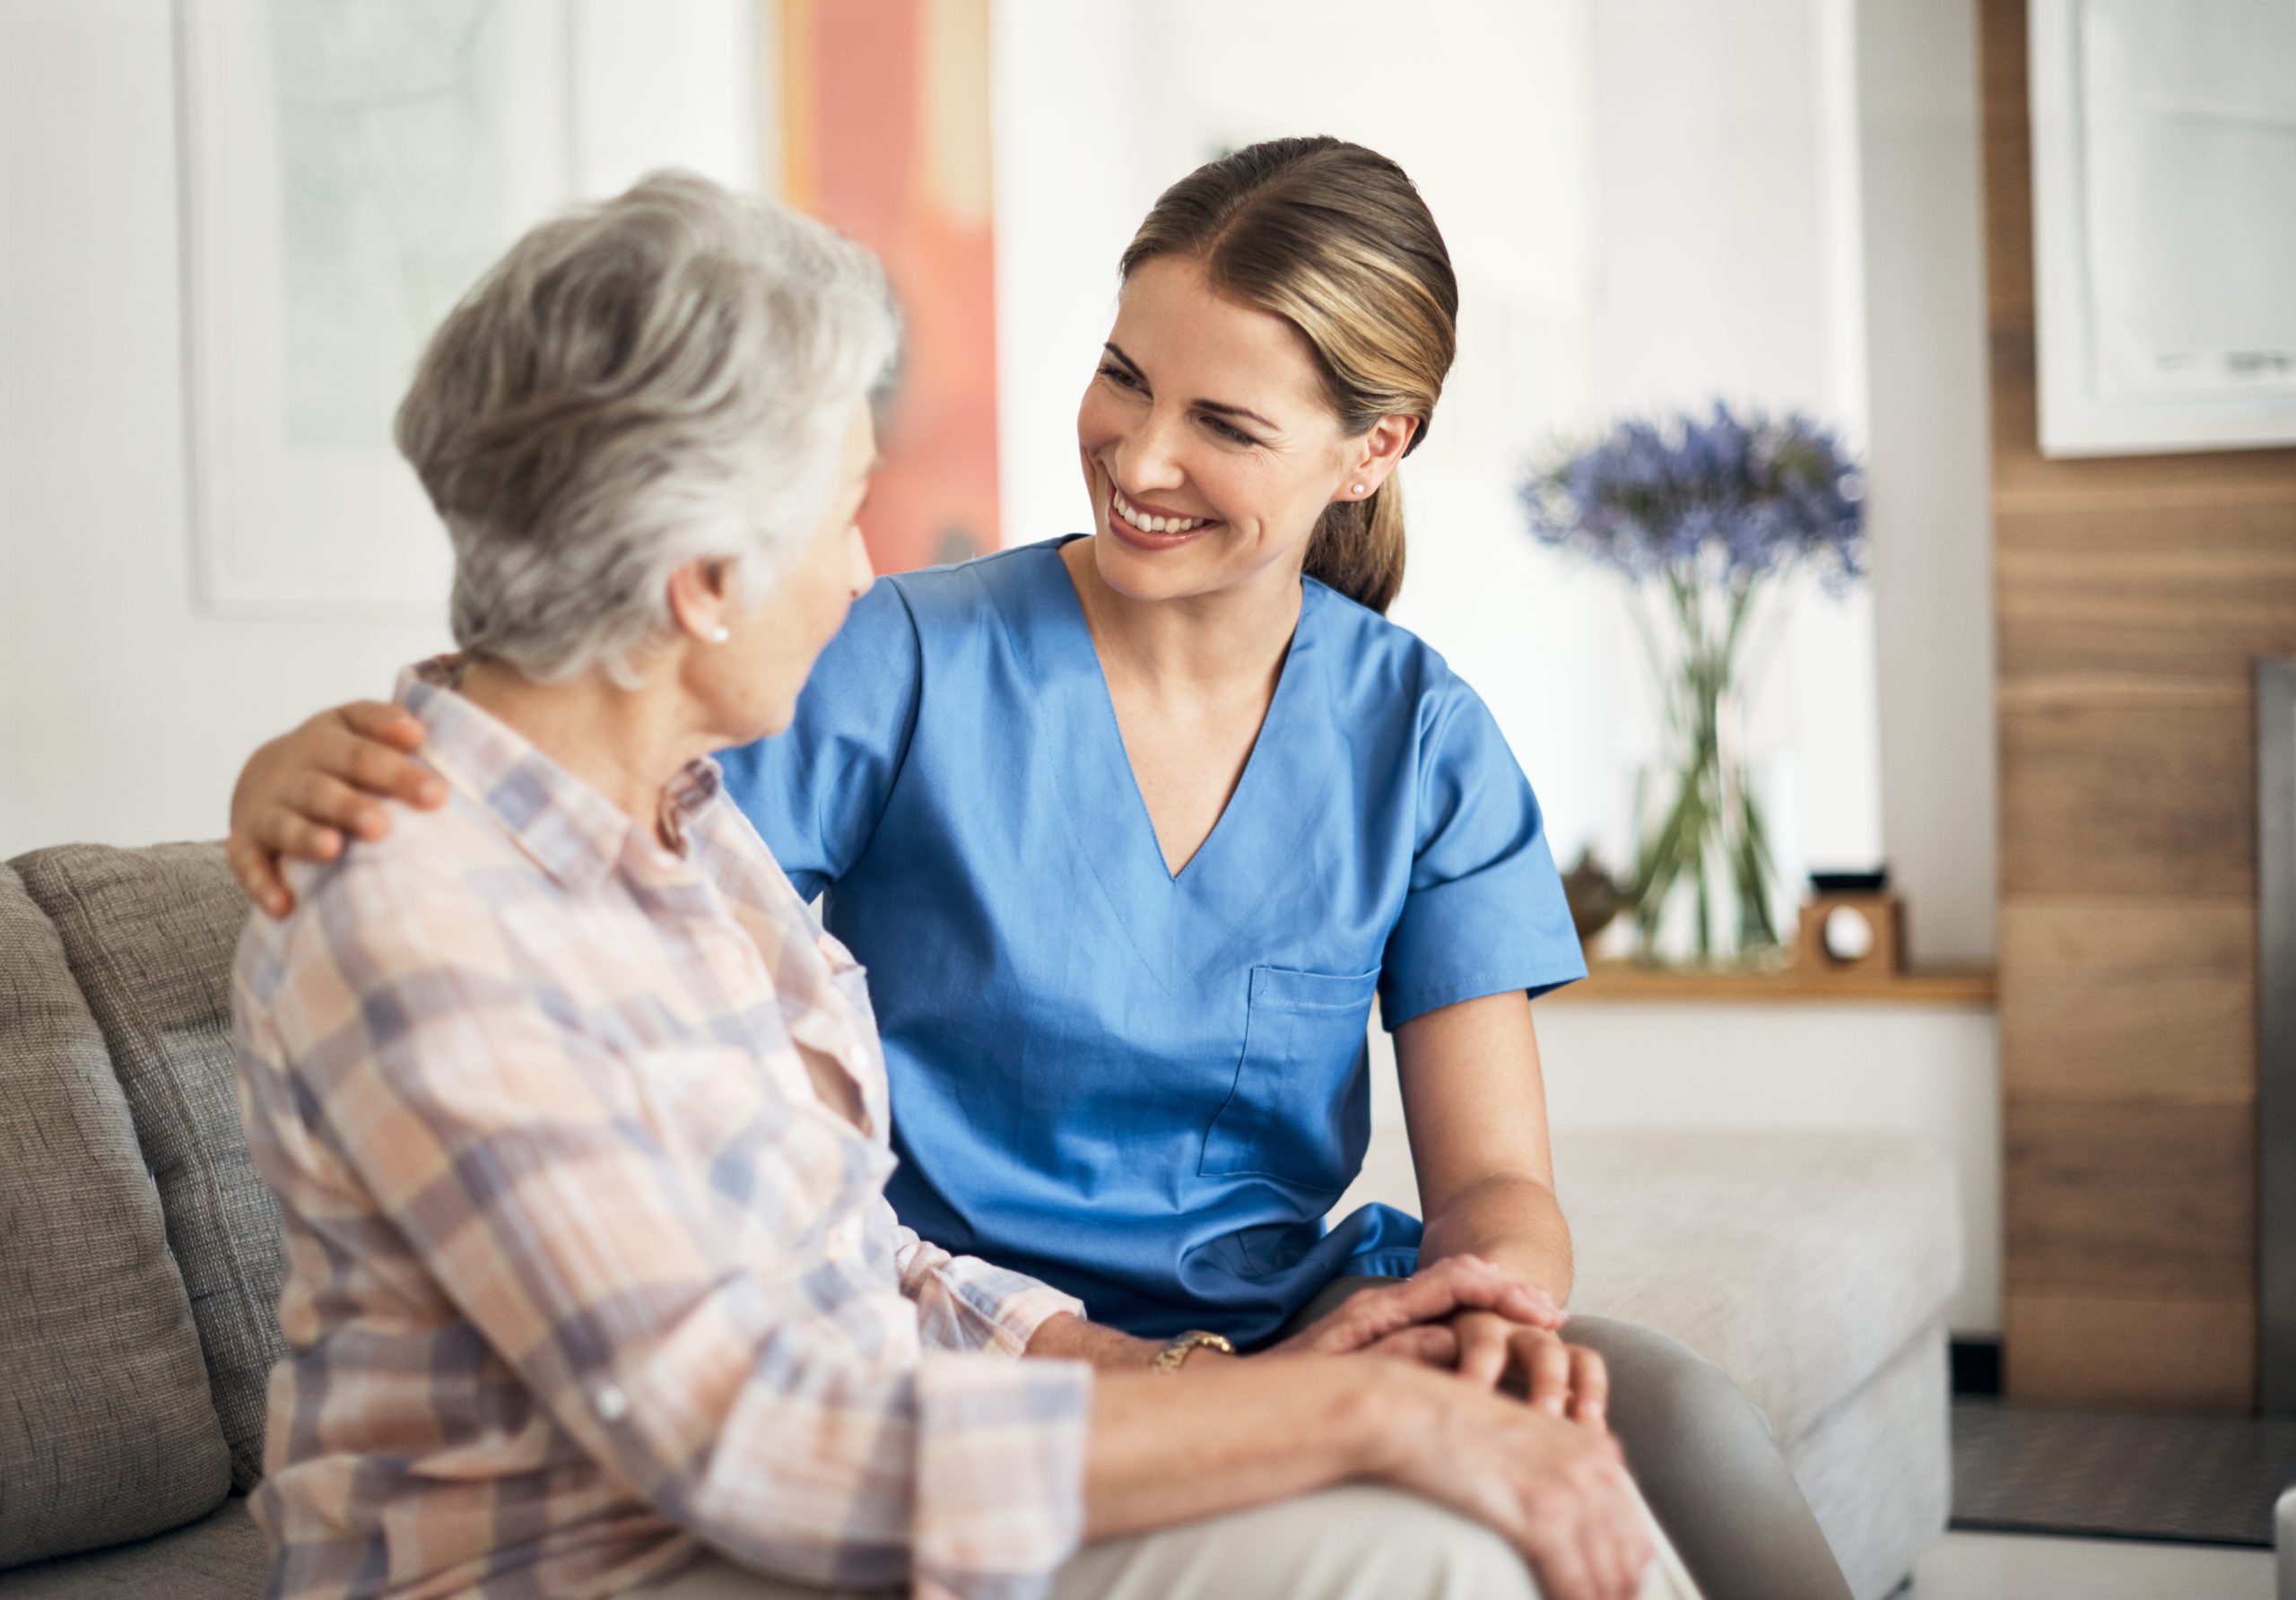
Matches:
[1522,404,1865,966]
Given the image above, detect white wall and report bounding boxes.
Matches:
[1582,0,1885,887]
[1857,0,1997,964]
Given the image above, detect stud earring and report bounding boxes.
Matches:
[1351,483,1366,496]
[709,626,731,644]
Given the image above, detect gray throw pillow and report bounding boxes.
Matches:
[13,843,286,1491]
[0,863,231,1565]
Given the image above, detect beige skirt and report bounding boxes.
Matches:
[633,1479,1704,1600]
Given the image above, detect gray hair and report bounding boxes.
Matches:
[395,170,899,685]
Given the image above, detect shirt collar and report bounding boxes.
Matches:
[394,657,723,897]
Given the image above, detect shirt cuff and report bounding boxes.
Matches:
[895,1230,1083,1350]
[914,1354,1093,1599]
[1378,958,1590,1030]
[952,1262,1088,1359]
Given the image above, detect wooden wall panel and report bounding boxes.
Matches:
[2005,1099,2253,1300]
[1982,0,2296,1408]
[1997,701,2253,898]
[2000,901,2255,1105]
[1998,502,2296,692]
[2005,1291,2255,1411]
[1977,1,2033,328]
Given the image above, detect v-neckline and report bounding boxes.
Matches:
[1048,537,1309,884]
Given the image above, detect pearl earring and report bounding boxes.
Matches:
[709,626,731,644]
[1351,483,1366,496]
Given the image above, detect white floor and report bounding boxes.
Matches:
[1909,1531,2274,1600]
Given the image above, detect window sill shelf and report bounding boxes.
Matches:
[1543,960,1998,1008]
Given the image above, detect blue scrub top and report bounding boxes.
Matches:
[719,538,1585,1344]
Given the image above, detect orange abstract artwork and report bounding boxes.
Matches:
[781,0,999,574]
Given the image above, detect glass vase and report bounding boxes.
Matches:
[1625,575,1786,968]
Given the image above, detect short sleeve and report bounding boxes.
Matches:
[1378,678,1587,1028]
[718,578,924,901]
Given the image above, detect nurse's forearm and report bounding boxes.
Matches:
[1394,992,1575,1305]
[1026,1311,1170,1370]
[1418,1171,1576,1305]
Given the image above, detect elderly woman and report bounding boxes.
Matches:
[230,173,1698,1600]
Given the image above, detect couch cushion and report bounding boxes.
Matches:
[0,863,232,1566]
[12,843,284,1492]
[1554,1129,1961,1446]
[3,1493,265,1600]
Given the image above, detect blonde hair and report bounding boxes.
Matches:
[1118,136,1457,614]
[396,171,898,684]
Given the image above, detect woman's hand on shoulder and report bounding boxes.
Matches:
[1264,1255,1561,1368]
[229,701,445,917]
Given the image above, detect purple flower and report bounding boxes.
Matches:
[1521,404,1866,592]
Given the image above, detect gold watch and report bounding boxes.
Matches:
[1151,1329,1237,1373]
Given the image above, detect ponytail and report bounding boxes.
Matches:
[1304,476,1406,614]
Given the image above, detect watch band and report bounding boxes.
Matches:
[1152,1328,1237,1374]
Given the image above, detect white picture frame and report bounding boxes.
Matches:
[2027,0,2296,457]
[176,0,577,615]
[173,0,762,617]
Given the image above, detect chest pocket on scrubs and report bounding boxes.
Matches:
[1199,965,1381,1194]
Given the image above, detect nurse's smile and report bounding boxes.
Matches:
[1107,483,1220,549]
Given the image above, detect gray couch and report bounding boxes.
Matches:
[3,843,276,1597]
[1554,1132,1958,1600]
[0,840,1958,1597]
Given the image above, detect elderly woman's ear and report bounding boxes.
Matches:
[667,559,739,646]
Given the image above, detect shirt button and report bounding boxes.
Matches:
[590,1382,629,1422]
[826,1217,863,1260]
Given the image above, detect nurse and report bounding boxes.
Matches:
[227,138,1853,1600]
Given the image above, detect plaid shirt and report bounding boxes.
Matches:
[233,662,1092,1600]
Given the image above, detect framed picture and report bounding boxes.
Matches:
[174,0,760,616]
[2028,0,2296,457]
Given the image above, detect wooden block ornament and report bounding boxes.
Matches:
[1797,871,1904,977]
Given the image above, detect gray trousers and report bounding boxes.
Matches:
[636,1482,1700,1600]
[1288,1278,1854,1600]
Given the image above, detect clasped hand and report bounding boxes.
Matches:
[1265,1256,1607,1429]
